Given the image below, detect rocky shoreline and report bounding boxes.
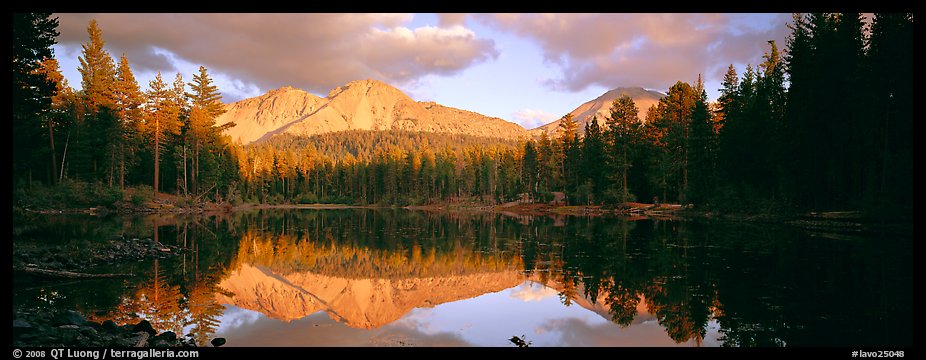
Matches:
[12,230,201,347]
[13,236,184,273]
[12,309,207,347]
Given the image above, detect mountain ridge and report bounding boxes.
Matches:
[216,79,529,144]
[529,86,665,137]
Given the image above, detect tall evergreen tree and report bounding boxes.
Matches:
[145,73,172,198]
[521,140,538,198]
[78,20,116,111]
[186,66,230,196]
[716,65,738,132]
[867,13,913,215]
[557,114,580,199]
[76,19,120,183]
[12,13,60,186]
[114,55,144,190]
[605,95,641,202]
[687,83,716,205]
[649,81,697,203]
[35,58,66,184]
[581,117,606,203]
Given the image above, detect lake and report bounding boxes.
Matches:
[12,209,912,347]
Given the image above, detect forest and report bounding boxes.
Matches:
[13,13,912,216]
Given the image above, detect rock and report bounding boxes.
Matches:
[210,338,226,347]
[102,320,118,331]
[157,331,177,342]
[132,320,157,335]
[13,319,32,331]
[58,325,81,330]
[131,332,151,347]
[53,310,87,326]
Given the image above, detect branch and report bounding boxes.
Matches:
[16,266,135,279]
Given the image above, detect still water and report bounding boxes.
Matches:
[12,209,912,347]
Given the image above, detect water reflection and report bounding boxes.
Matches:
[12,210,912,347]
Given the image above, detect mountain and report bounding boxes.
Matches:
[529,86,665,137]
[215,79,529,144]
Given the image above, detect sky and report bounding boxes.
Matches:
[52,13,792,129]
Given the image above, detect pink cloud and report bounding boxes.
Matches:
[54,13,497,96]
[476,13,791,92]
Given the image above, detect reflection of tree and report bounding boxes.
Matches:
[230,224,523,280]
[558,275,576,307]
[136,259,185,335]
[606,284,638,327]
[186,276,225,346]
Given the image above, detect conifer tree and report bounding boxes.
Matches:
[145,73,171,198]
[114,55,144,190]
[13,13,59,185]
[605,95,641,202]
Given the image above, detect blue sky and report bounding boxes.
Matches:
[52,13,790,129]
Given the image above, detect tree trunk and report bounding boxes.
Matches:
[59,129,71,183]
[154,117,160,200]
[193,141,199,195]
[183,145,188,197]
[109,146,115,187]
[120,142,125,191]
[48,119,57,185]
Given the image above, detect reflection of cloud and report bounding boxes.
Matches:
[391,308,435,333]
[219,310,474,347]
[215,305,263,334]
[535,316,702,347]
[510,281,558,302]
[700,319,723,347]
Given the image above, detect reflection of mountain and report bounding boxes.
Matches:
[216,264,526,329]
[217,263,656,330]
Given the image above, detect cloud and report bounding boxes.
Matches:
[511,109,559,129]
[475,13,791,92]
[358,25,498,81]
[54,13,498,98]
[437,13,469,27]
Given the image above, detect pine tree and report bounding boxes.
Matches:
[521,140,538,198]
[867,13,913,215]
[649,81,697,203]
[78,20,116,111]
[581,117,606,203]
[687,83,716,205]
[13,13,60,185]
[145,73,171,198]
[77,19,120,183]
[186,66,228,196]
[557,114,579,199]
[715,65,738,145]
[751,41,786,201]
[605,95,641,203]
[114,55,144,190]
[35,58,66,184]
